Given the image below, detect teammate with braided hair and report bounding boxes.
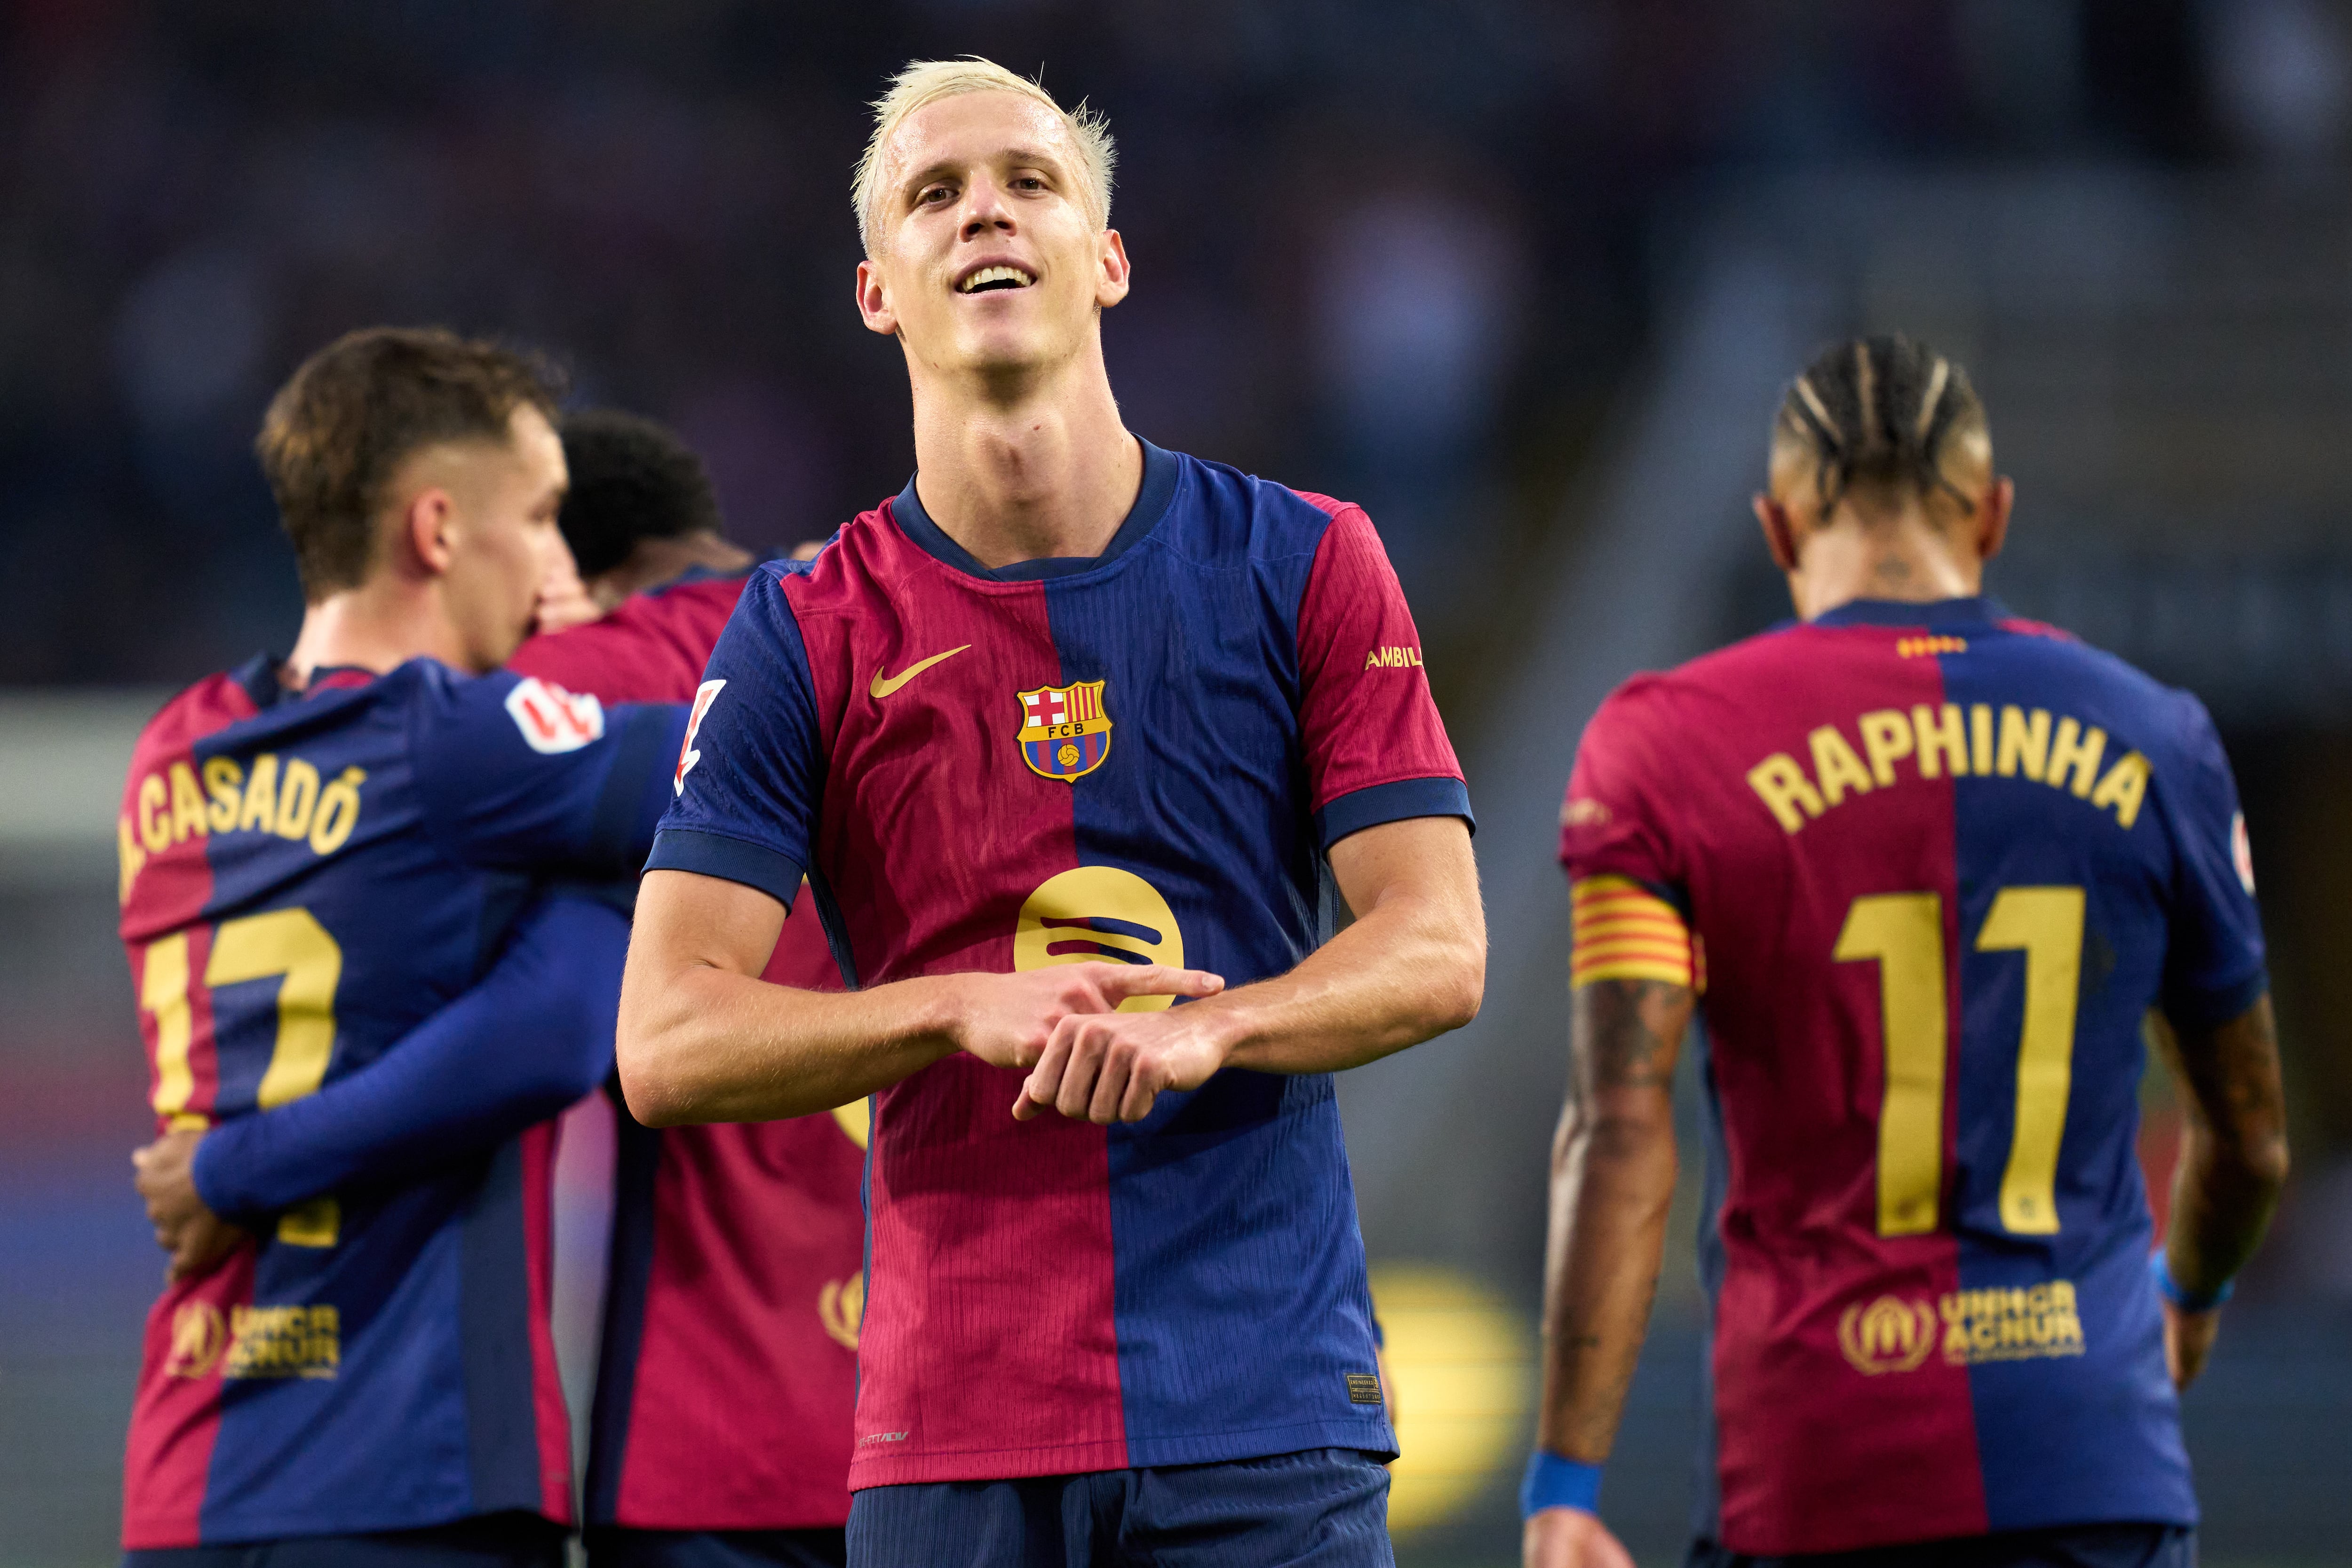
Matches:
[1524,336,2289,1568]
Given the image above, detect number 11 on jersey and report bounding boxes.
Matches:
[1836,886,2087,1238]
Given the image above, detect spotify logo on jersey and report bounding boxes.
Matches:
[1014,867,1184,1011]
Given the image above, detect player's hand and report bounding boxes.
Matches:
[132,1130,249,1283]
[1013,996,1235,1125]
[1523,1507,1637,1568]
[951,963,1224,1076]
[2162,1298,2222,1391]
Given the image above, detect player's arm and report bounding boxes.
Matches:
[1521,974,1689,1568]
[2145,696,2291,1388]
[2149,997,2290,1388]
[133,891,628,1280]
[1012,815,1482,1123]
[616,870,1222,1125]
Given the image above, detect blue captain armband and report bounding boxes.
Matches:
[2151,1251,2234,1313]
[1520,1451,1604,1518]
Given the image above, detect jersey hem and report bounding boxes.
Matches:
[644,827,803,908]
[122,1502,567,1552]
[1314,775,1473,850]
[1725,1505,2201,1560]
[845,1417,1398,1489]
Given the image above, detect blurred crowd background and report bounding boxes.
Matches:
[6,3,2352,1565]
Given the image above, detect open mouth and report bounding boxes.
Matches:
[959,265,1035,294]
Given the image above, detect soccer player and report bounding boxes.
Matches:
[618,56,1486,1568]
[1523,337,2291,1568]
[513,412,864,1568]
[117,328,686,1568]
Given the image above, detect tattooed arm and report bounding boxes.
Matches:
[2150,997,2290,1389]
[1525,976,1695,1568]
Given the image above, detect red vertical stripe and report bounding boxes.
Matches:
[803,517,1127,1484]
[120,1246,254,1547]
[520,1121,575,1523]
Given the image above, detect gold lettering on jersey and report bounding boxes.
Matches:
[165,1301,228,1379]
[1014,867,1184,1012]
[1838,1281,2085,1375]
[1363,645,1425,670]
[1747,708,2151,836]
[1838,1295,1937,1374]
[121,756,370,900]
[1940,1280,2084,1364]
[1897,636,1969,657]
[819,1274,866,1351]
[222,1304,340,1380]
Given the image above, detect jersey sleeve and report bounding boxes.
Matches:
[1559,684,1698,991]
[411,667,687,878]
[642,567,824,909]
[191,890,626,1218]
[1294,503,1472,849]
[2157,694,2269,1028]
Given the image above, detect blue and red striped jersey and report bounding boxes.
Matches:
[116,655,680,1549]
[515,571,867,1531]
[650,440,1471,1486]
[1558,596,2266,1556]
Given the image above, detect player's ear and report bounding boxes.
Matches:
[1096,229,1131,309]
[405,489,457,579]
[1754,493,1800,573]
[855,258,898,337]
[1977,477,2015,564]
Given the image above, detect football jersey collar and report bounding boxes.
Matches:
[1810,594,2011,630]
[889,437,1180,582]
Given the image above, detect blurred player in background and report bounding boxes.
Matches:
[1523,337,2291,1568]
[510,412,863,1568]
[620,56,1484,1568]
[116,329,686,1568]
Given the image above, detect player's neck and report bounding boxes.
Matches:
[907,344,1141,570]
[1791,516,1980,622]
[286,581,471,687]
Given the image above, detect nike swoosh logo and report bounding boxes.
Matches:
[869,644,971,700]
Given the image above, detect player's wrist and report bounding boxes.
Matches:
[2151,1250,2234,1313]
[1520,1449,1604,1519]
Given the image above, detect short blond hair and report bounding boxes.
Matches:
[852,57,1116,256]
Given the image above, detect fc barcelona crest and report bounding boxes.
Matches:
[1016,680,1112,782]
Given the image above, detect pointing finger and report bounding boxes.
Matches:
[1094,964,1225,1003]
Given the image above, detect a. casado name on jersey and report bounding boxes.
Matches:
[1746,704,2150,836]
[120,752,367,900]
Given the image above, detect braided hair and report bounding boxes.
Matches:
[1773,335,1986,518]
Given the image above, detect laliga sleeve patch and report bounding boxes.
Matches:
[675,679,726,795]
[504,677,606,754]
[2232,811,2256,895]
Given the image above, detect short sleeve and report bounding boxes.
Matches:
[410,667,685,878]
[1293,502,1471,849]
[644,567,824,909]
[1558,685,1696,991]
[2158,694,2268,1028]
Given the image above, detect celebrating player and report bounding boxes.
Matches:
[619,56,1484,1568]
[117,329,685,1568]
[512,412,864,1568]
[1524,337,2290,1568]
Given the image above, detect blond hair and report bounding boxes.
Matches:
[852,57,1116,256]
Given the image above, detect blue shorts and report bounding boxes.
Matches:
[846,1448,1392,1568]
[124,1512,566,1568]
[1685,1522,2195,1568]
[583,1527,846,1568]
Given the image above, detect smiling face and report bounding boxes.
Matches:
[856,90,1129,382]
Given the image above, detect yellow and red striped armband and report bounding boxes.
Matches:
[1570,875,1697,991]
